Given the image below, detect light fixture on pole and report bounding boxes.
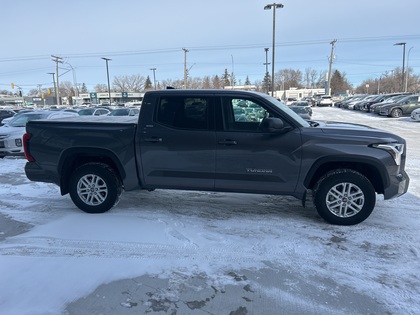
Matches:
[264,3,284,97]
[150,68,157,90]
[394,42,406,92]
[101,57,112,105]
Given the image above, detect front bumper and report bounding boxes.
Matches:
[383,169,409,199]
[411,112,420,121]
[0,137,23,156]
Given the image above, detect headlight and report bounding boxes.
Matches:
[15,138,22,147]
[372,143,404,165]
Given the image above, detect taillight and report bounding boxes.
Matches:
[23,133,35,162]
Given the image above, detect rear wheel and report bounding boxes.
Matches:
[69,163,122,213]
[390,108,402,118]
[313,169,376,225]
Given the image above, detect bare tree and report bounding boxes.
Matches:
[94,84,108,92]
[59,81,75,97]
[276,69,303,90]
[113,74,146,92]
[202,76,212,89]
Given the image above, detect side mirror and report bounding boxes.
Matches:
[260,117,289,133]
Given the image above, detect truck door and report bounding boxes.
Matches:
[139,95,216,189]
[215,96,302,194]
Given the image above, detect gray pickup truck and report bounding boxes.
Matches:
[23,90,409,225]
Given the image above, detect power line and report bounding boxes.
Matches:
[1,34,419,63]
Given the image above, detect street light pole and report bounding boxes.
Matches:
[405,47,414,92]
[66,62,78,97]
[394,42,406,92]
[150,68,157,90]
[101,57,112,105]
[264,3,284,97]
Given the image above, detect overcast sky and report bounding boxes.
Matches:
[1,0,419,93]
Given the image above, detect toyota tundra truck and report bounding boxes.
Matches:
[23,90,409,225]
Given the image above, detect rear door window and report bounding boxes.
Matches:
[156,96,210,130]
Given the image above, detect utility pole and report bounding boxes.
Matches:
[183,48,189,89]
[51,55,63,105]
[326,39,337,96]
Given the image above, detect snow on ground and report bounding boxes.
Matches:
[0,107,419,315]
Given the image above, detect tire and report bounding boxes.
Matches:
[69,163,122,213]
[390,108,402,118]
[313,169,376,225]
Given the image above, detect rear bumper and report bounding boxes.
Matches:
[25,161,60,186]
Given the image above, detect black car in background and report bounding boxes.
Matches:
[0,109,16,125]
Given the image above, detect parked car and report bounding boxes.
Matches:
[78,107,111,116]
[1,109,33,125]
[288,105,312,120]
[0,109,16,126]
[369,95,410,114]
[353,95,378,110]
[410,108,420,121]
[378,95,420,118]
[334,96,355,108]
[0,110,78,157]
[361,93,411,112]
[284,97,298,106]
[342,95,372,110]
[108,107,140,116]
[290,101,312,116]
[317,95,333,107]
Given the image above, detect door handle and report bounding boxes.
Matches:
[218,139,237,145]
[144,137,162,143]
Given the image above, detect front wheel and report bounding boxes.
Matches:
[69,163,122,213]
[313,169,376,225]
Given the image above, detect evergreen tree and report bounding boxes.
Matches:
[221,69,230,87]
[144,76,153,90]
[212,75,221,89]
[263,72,271,94]
[81,83,88,93]
[245,76,251,86]
[330,70,352,95]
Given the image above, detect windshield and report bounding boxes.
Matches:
[9,113,47,127]
[262,94,310,127]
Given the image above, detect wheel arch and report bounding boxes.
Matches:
[389,107,403,117]
[304,156,388,195]
[58,147,125,195]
